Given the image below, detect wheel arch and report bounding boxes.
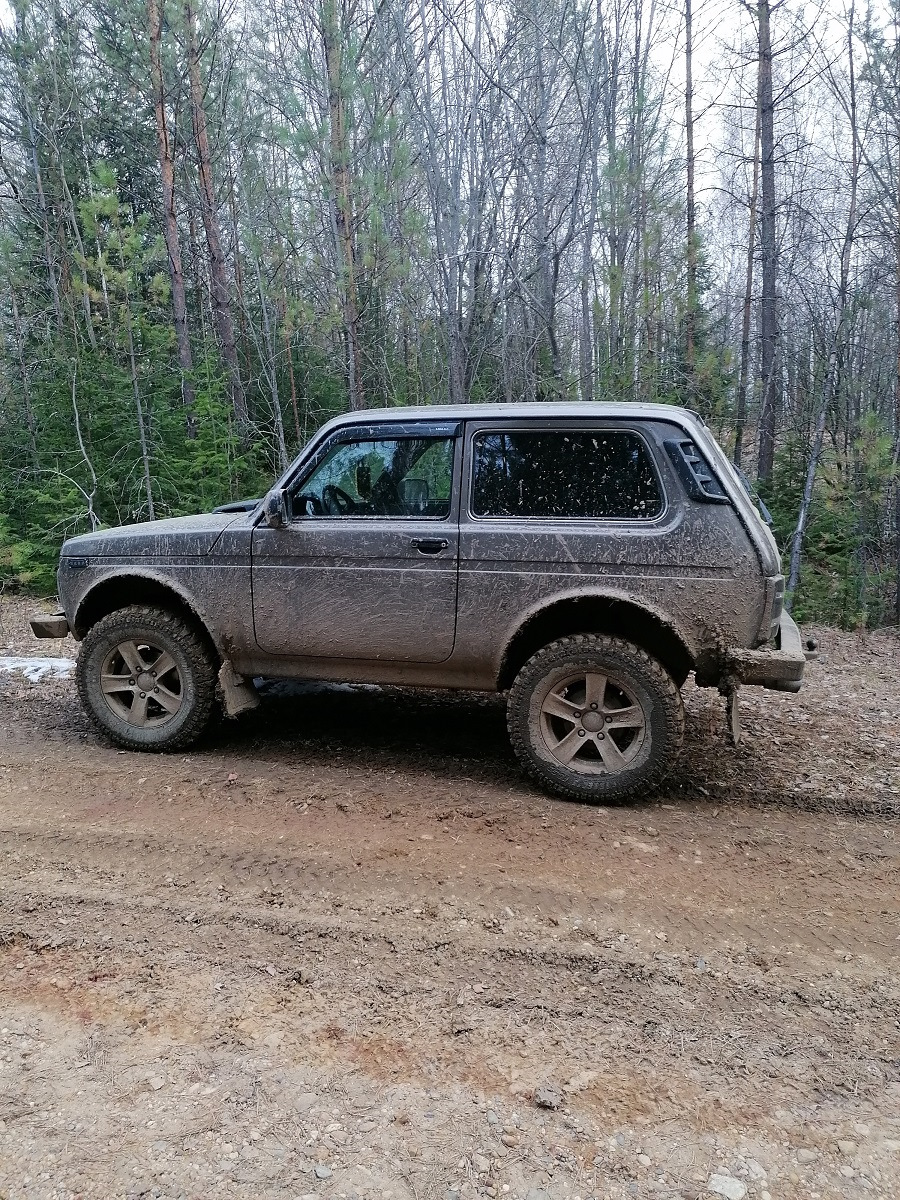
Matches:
[72,572,222,664]
[497,593,695,691]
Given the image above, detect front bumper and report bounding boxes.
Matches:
[30,611,70,639]
[724,611,808,693]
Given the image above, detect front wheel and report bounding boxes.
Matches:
[507,634,684,803]
[76,605,217,751]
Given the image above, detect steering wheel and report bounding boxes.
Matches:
[322,484,356,516]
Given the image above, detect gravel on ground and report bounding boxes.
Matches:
[0,595,898,1200]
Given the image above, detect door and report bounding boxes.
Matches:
[252,426,460,662]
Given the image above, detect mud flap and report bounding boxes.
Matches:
[217,663,260,718]
[720,680,741,747]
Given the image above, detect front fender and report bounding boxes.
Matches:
[66,566,226,657]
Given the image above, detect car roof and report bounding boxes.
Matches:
[322,401,704,430]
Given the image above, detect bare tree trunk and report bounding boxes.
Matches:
[580,20,600,411]
[321,0,365,411]
[757,0,778,481]
[684,0,697,396]
[284,291,301,444]
[70,363,99,531]
[58,163,97,349]
[894,172,900,624]
[579,263,595,401]
[121,279,156,521]
[630,207,642,401]
[10,288,38,471]
[184,175,204,329]
[734,102,761,467]
[785,359,830,604]
[47,57,97,351]
[249,238,288,471]
[226,146,252,377]
[446,244,465,407]
[184,0,249,435]
[149,0,196,437]
[22,99,63,331]
[890,2,900,624]
[530,9,562,394]
[73,108,114,328]
[787,8,860,604]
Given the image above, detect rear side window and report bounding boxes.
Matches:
[471,430,664,520]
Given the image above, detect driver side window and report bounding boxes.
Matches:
[292,436,454,519]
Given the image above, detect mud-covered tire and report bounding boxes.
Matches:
[507,635,684,803]
[76,605,217,752]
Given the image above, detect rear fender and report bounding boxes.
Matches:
[497,590,696,690]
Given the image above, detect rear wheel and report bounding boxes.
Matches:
[76,605,217,751]
[507,634,684,803]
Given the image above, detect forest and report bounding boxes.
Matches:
[0,0,898,628]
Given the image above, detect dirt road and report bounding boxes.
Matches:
[1,598,898,1200]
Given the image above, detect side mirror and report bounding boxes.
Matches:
[264,489,287,529]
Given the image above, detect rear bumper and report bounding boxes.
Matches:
[30,611,70,639]
[724,611,808,692]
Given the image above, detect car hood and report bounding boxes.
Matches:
[60,513,241,558]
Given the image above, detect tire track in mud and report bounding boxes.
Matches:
[1,863,898,1108]
[0,807,897,964]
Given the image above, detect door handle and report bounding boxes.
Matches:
[410,538,448,554]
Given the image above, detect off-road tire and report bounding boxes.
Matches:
[77,605,217,752]
[507,635,684,803]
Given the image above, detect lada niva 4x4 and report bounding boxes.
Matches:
[32,403,809,802]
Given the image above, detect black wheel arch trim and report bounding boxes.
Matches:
[496,590,696,691]
[71,570,223,662]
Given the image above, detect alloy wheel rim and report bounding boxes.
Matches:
[538,670,646,775]
[100,639,185,728]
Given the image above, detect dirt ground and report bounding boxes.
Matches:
[0,596,898,1200]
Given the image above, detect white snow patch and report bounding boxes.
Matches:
[0,656,75,682]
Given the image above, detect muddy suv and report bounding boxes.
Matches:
[32,403,808,802]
